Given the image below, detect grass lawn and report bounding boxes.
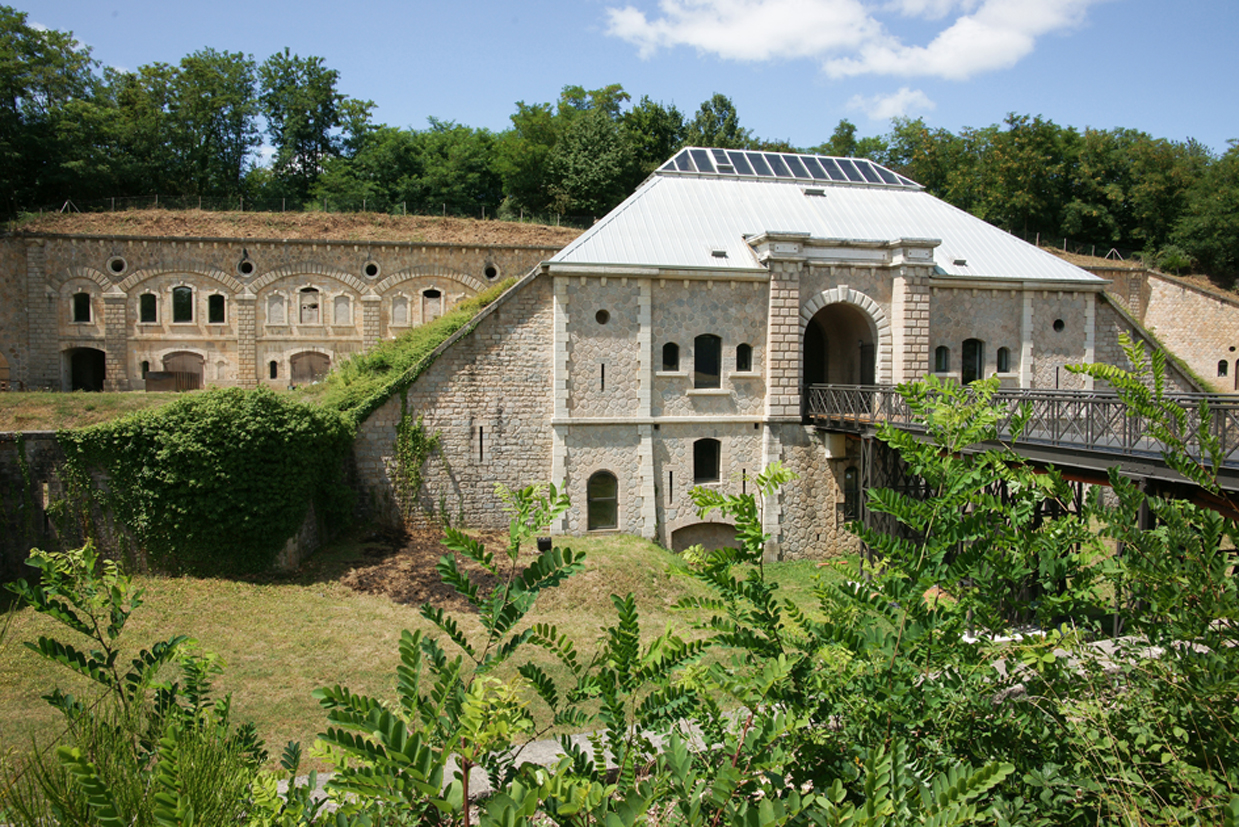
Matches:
[0,391,183,431]
[0,528,833,771]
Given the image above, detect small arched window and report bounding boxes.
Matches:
[423,288,443,322]
[694,334,722,389]
[934,346,950,373]
[141,360,150,377]
[736,343,753,372]
[140,293,157,323]
[694,438,721,484]
[269,360,279,380]
[587,471,619,531]
[172,286,193,323]
[997,347,1011,373]
[208,294,226,324]
[1219,360,1229,378]
[299,287,320,325]
[662,342,680,372]
[72,292,91,323]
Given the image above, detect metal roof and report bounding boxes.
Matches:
[552,148,1103,285]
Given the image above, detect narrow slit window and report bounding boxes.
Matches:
[1220,360,1229,378]
[478,426,484,462]
[601,363,606,392]
[934,346,950,373]
[997,347,1011,373]
[269,360,278,379]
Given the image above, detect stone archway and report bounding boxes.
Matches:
[803,302,876,386]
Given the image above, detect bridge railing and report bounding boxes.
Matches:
[804,384,1239,467]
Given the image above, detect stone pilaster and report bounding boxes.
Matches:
[236,291,257,388]
[637,280,652,417]
[361,293,382,350]
[891,269,931,382]
[764,261,802,420]
[551,276,569,532]
[24,240,57,389]
[1021,290,1034,388]
[637,423,656,540]
[760,424,784,561]
[1083,293,1096,391]
[102,290,128,391]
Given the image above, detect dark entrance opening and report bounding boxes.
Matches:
[67,348,106,391]
[962,338,984,384]
[803,303,876,386]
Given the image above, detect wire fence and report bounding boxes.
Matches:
[17,194,598,231]
[1009,228,1143,265]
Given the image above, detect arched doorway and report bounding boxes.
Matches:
[291,351,330,384]
[162,351,204,390]
[961,338,984,384]
[803,303,876,386]
[66,347,106,391]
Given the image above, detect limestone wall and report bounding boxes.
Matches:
[0,432,62,581]
[1142,276,1239,393]
[928,286,1024,383]
[775,424,862,561]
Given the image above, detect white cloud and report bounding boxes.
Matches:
[605,0,1105,80]
[848,87,936,119]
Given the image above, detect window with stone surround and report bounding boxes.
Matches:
[694,438,721,484]
[334,295,352,325]
[694,334,722,389]
[736,343,753,372]
[934,346,950,373]
[423,289,443,322]
[140,293,157,323]
[1220,360,1229,378]
[270,360,279,379]
[208,294,226,324]
[997,347,1011,373]
[172,287,193,323]
[267,294,286,325]
[299,288,321,325]
[392,295,409,326]
[72,292,91,323]
[663,342,680,371]
[587,471,619,531]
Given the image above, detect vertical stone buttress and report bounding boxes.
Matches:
[361,294,382,351]
[102,290,128,391]
[1021,290,1034,388]
[551,276,569,533]
[636,281,657,539]
[24,240,57,389]
[762,260,800,560]
[1083,293,1096,391]
[891,269,931,382]
[236,291,257,388]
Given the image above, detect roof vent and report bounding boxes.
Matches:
[717,164,735,173]
[803,187,826,197]
[711,249,728,258]
[953,258,968,266]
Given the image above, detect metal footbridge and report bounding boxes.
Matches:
[803,384,1239,498]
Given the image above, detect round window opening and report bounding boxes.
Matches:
[364,261,380,278]
[595,309,610,325]
[1052,318,1065,332]
[107,256,127,274]
[484,264,499,280]
[238,259,255,276]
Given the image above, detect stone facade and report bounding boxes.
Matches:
[0,232,561,392]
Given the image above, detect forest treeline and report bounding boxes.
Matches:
[2,6,1236,275]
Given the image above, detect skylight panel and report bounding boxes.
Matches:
[855,160,882,184]
[820,157,847,181]
[748,153,774,176]
[674,151,694,172]
[689,149,716,173]
[767,154,792,177]
[784,155,809,179]
[837,158,864,182]
[802,157,829,180]
[874,165,900,185]
[727,150,755,175]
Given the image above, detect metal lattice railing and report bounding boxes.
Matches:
[804,384,1239,467]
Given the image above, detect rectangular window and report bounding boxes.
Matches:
[694,334,722,389]
[72,292,91,323]
[140,293,157,323]
[208,294,226,324]
[173,286,193,323]
[694,438,721,484]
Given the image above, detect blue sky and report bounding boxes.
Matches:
[20,0,1239,157]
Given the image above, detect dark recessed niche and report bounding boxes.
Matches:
[107,256,126,274]
[364,261,380,278]
[238,259,255,276]
[595,309,610,325]
[1053,319,1065,332]
[484,264,499,280]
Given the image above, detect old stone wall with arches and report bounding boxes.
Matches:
[0,232,563,392]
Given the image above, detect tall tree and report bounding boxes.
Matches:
[169,48,259,197]
[545,108,634,217]
[684,93,752,149]
[621,95,685,184]
[1174,141,1239,277]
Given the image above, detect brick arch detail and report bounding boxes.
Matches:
[376,265,485,295]
[53,266,114,291]
[249,264,367,294]
[118,265,244,294]
[799,286,892,384]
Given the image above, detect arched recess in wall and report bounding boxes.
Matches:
[161,351,204,390]
[117,265,244,296]
[670,522,738,553]
[63,347,106,392]
[800,288,888,386]
[290,351,331,384]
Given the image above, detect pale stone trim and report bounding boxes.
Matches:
[249,263,366,294]
[638,280,652,417]
[53,266,115,291]
[638,423,656,539]
[1021,291,1034,388]
[760,424,782,562]
[375,265,485,295]
[1083,293,1096,391]
[118,265,244,295]
[798,284,893,384]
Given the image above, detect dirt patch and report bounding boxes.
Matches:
[340,527,534,612]
[10,210,583,249]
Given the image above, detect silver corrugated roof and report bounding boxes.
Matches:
[552,149,1102,285]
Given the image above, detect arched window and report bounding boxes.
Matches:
[1219,360,1229,378]
[962,338,984,384]
[934,346,950,373]
[208,294,226,324]
[392,295,409,326]
[140,293,157,323]
[299,288,320,324]
[736,343,753,372]
[172,286,193,323]
[843,466,860,522]
[423,288,443,322]
[72,292,91,323]
[662,342,680,371]
[694,334,721,389]
[334,295,352,325]
[997,347,1011,373]
[694,438,721,484]
[140,360,150,377]
[587,471,619,531]
[267,294,286,325]
[269,360,279,380]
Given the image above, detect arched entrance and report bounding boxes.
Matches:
[291,351,330,384]
[65,347,106,392]
[803,303,876,386]
[163,351,204,390]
